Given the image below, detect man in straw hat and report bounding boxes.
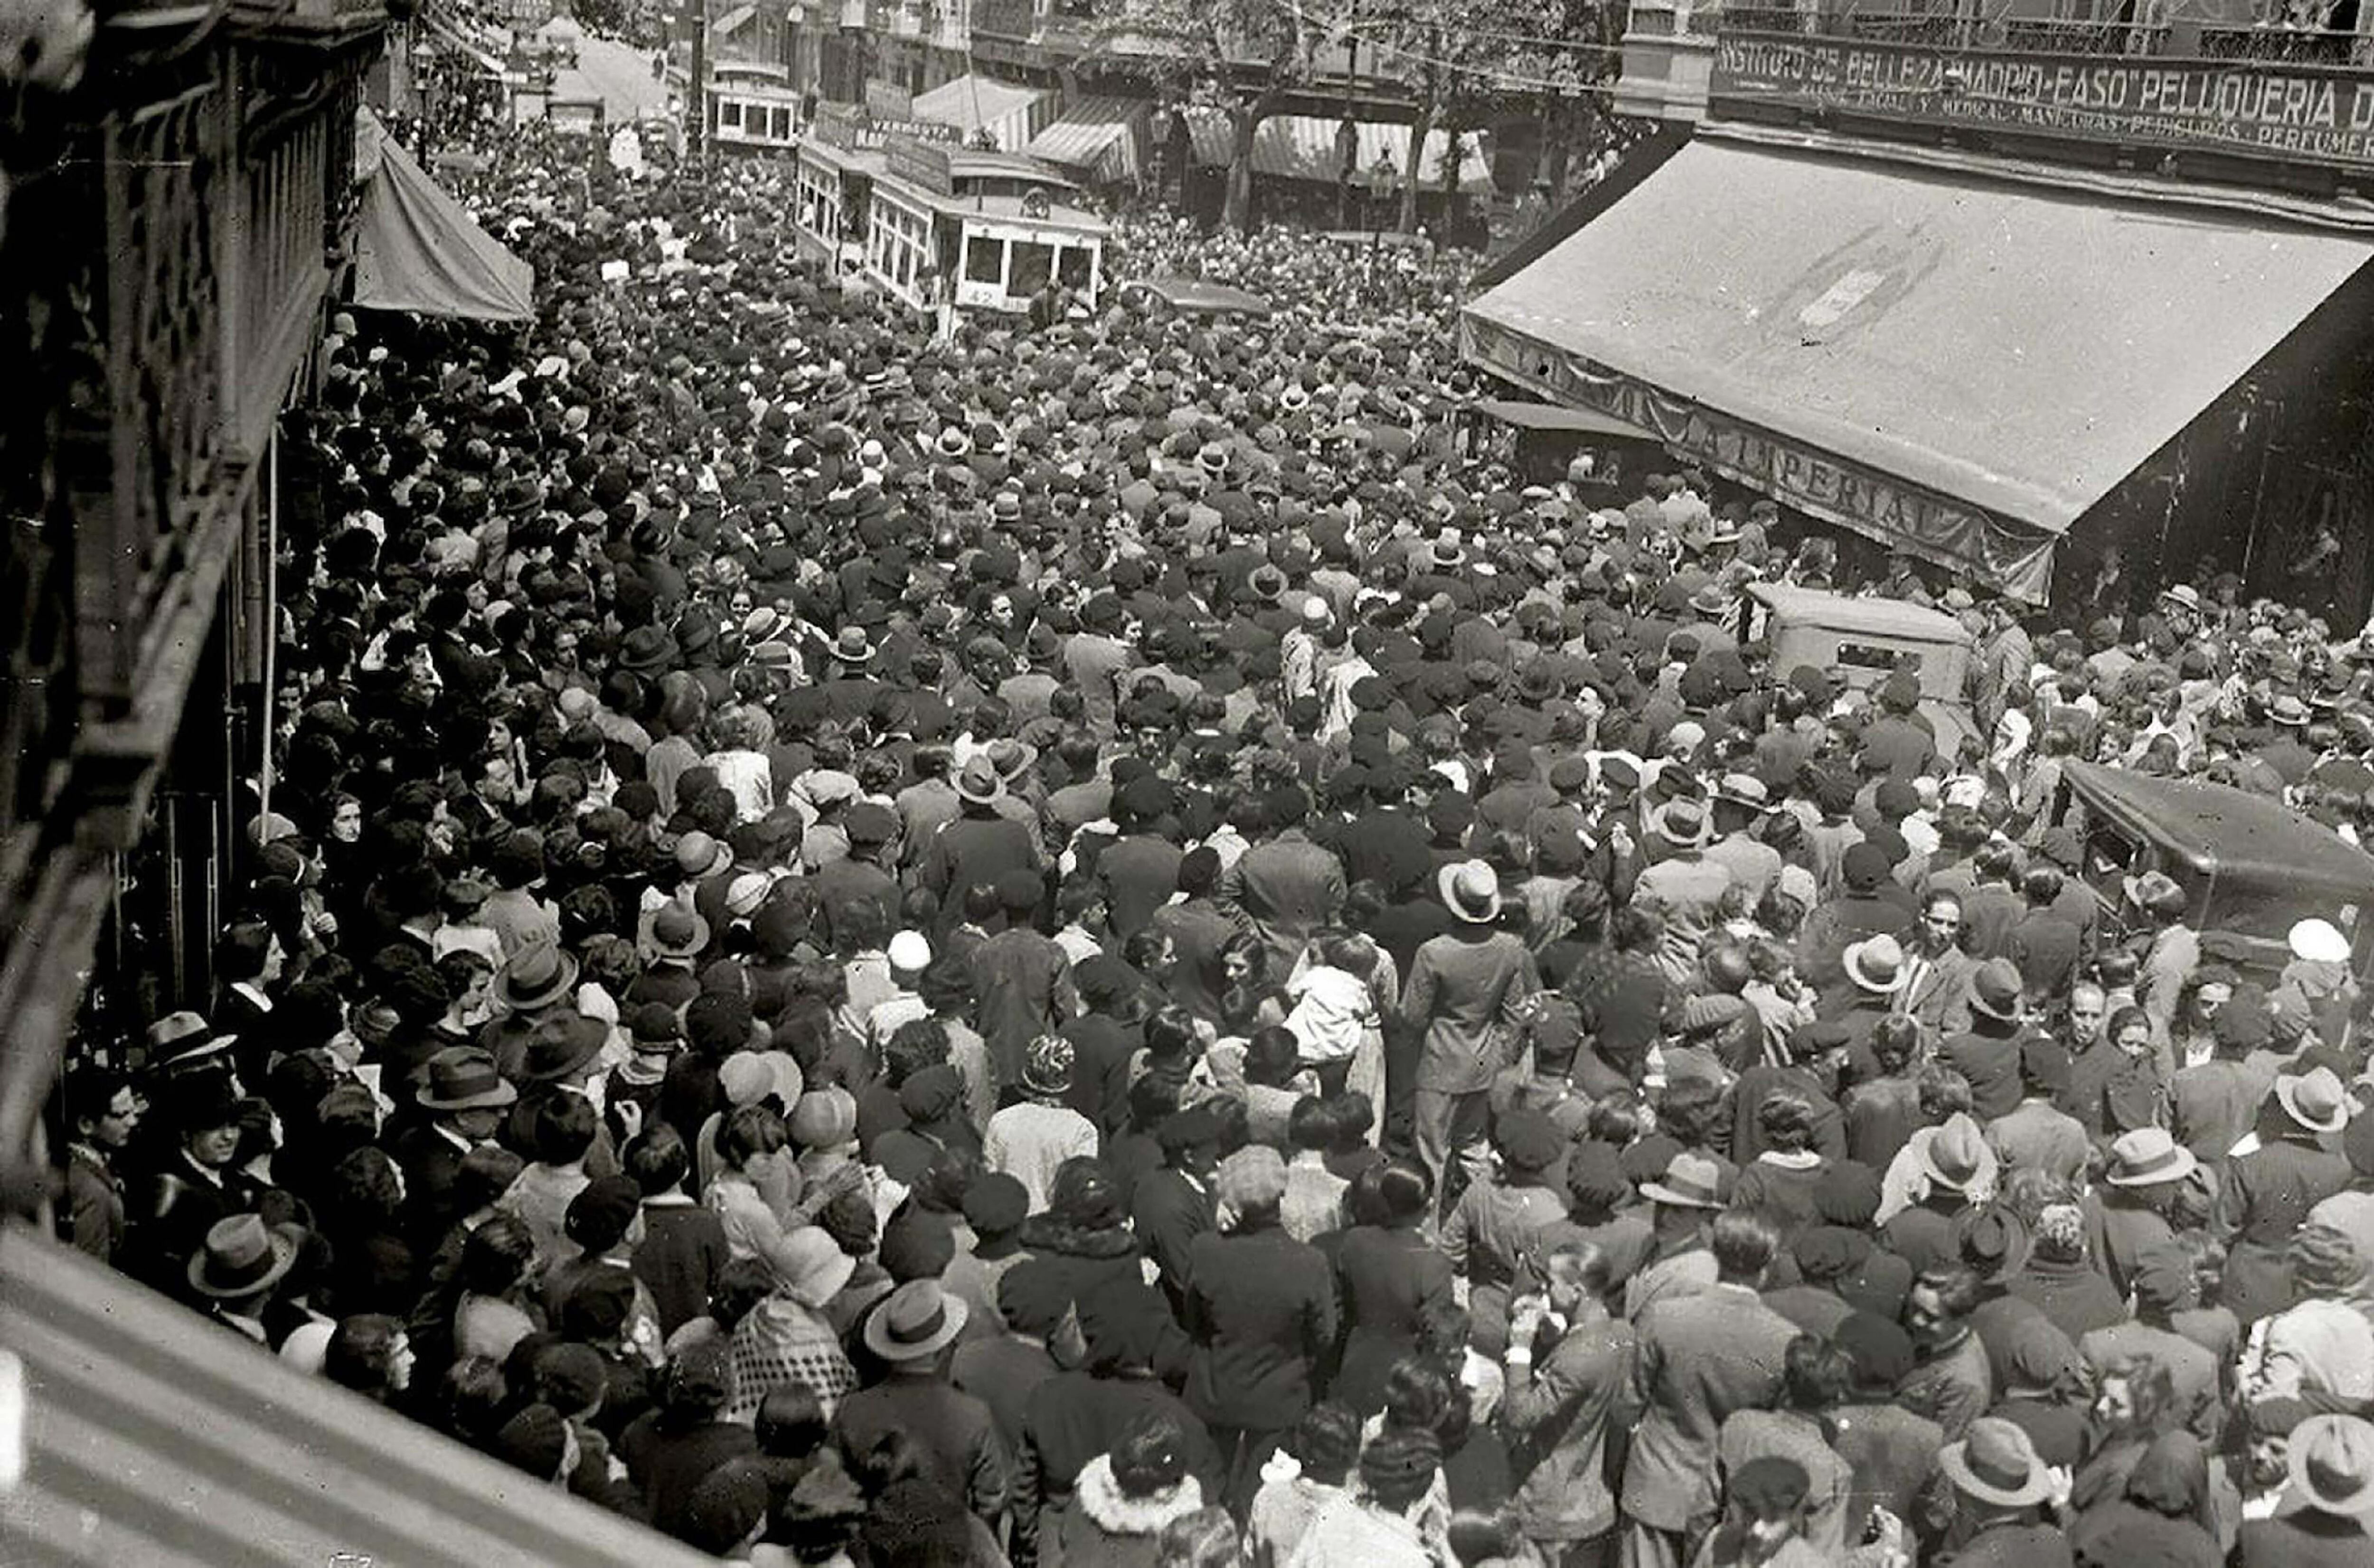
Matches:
[1404,858,1541,1212]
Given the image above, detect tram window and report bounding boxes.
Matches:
[965,236,1004,284]
[772,107,793,139]
[719,101,744,128]
[1009,241,1054,296]
[1057,245,1091,289]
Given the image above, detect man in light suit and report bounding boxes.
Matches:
[1620,1209,1800,1568]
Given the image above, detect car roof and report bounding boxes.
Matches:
[1746,583,1970,646]
[1121,278,1273,316]
[2066,760,2374,901]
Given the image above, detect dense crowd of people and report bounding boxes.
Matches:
[52,131,2374,1568]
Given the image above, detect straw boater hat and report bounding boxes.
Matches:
[1438,859,1502,924]
[1842,934,1909,995]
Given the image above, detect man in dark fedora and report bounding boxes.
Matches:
[128,1073,254,1296]
[391,1044,518,1252]
[480,940,581,1081]
[833,1279,1009,1525]
[819,625,884,726]
[921,759,1039,948]
[506,1011,622,1180]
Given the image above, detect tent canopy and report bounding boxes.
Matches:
[355,111,535,322]
[1464,139,2374,540]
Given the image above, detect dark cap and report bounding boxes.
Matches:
[563,1175,643,1251]
[961,1172,1029,1235]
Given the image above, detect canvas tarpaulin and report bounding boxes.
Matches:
[1460,137,2374,600]
[354,110,536,323]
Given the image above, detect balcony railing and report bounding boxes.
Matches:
[1993,15,2169,55]
[1838,10,1970,45]
[2199,21,2365,62]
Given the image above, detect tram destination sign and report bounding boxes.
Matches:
[1712,31,2374,175]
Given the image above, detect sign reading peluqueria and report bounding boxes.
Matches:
[1712,32,2374,173]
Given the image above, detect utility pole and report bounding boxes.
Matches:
[687,0,708,168]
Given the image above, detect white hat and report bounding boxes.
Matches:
[2291,917,2353,967]
[725,872,772,919]
[888,930,933,971]
[1301,595,1331,624]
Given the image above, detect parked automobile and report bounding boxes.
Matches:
[1741,584,1978,764]
[2060,759,2374,982]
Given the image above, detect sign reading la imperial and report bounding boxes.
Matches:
[1712,31,2374,174]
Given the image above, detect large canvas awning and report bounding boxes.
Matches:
[0,1224,711,1567]
[911,74,1054,152]
[1461,137,2374,598]
[1026,94,1150,183]
[354,110,535,322]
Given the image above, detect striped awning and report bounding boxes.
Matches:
[910,74,1054,152]
[1184,109,1495,197]
[0,1224,714,1568]
[1026,94,1150,182]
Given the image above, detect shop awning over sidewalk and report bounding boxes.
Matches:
[355,111,536,323]
[1461,138,2374,598]
[912,74,1053,151]
[0,1224,711,1568]
[1026,94,1150,182]
[1185,110,1495,197]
